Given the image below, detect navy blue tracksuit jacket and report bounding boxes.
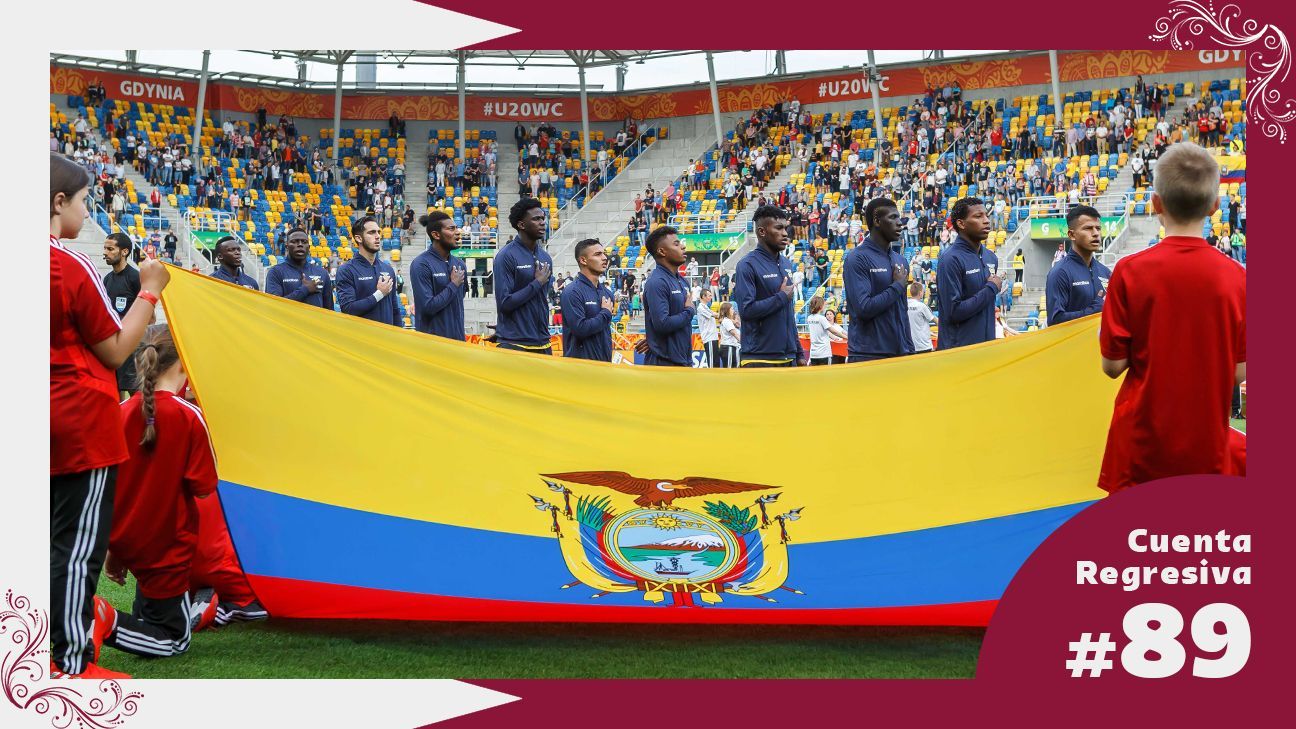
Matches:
[732,245,804,365]
[843,236,914,359]
[493,237,555,347]
[560,273,614,361]
[936,236,999,348]
[335,254,401,326]
[265,260,333,310]
[1045,250,1111,325]
[410,247,467,340]
[211,267,259,290]
[643,264,695,366]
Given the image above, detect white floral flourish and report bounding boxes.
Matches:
[1,590,143,728]
[1151,0,1294,142]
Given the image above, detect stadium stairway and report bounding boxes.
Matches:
[496,142,521,240]
[398,136,431,266]
[546,130,719,275]
[716,160,804,274]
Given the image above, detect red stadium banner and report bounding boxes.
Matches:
[52,50,1243,122]
[51,64,202,106]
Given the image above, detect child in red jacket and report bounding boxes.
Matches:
[98,325,216,659]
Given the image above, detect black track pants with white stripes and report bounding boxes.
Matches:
[105,586,191,658]
[50,467,115,675]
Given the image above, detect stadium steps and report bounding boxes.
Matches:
[399,136,430,267]
[1111,215,1162,260]
[1003,286,1045,329]
[715,160,804,274]
[546,130,719,276]
[496,142,521,240]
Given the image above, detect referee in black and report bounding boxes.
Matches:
[101,233,142,398]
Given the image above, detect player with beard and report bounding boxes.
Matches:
[336,216,401,326]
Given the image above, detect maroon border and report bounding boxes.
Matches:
[416,0,1293,724]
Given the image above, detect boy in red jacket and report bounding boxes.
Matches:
[1098,142,1246,491]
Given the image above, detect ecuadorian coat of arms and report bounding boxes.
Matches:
[528,471,805,607]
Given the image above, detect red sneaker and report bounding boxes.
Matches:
[76,662,132,680]
[49,660,131,680]
[92,596,117,662]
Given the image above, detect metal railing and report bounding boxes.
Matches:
[546,129,663,238]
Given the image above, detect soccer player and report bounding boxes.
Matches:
[265,228,334,310]
[936,197,1003,348]
[50,153,168,679]
[100,326,215,660]
[732,205,804,367]
[336,216,401,327]
[642,226,696,366]
[695,289,720,367]
[210,236,259,289]
[560,238,615,361]
[410,211,467,341]
[102,233,141,397]
[1046,205,1112,325]
[843,197,913,362]
[1098,142,1246,492]
[494,198,555,354]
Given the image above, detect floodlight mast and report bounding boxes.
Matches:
[706,52,723,152]
[1049,49,1063,132]
[191,49,211,267]
[867,51,884,150]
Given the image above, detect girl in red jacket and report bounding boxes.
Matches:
[50,152,169,679]
[99,326,216,659]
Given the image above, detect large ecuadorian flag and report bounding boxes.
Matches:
[164,268,1116,626]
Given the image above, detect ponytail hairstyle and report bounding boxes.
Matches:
[134,325,181,448]
[809,294,825,315]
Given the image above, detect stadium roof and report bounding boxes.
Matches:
[50,50,1005,93]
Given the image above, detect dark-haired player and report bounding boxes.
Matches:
[410,211,467,340]
[936,197,1002,348]
[336,216,401,326]
[494,198,555,354]
[561,238,615,361]
[265,228,334,310]
[732,205,804,367]
[642,226,695,366]
[210,236,258,289]
[1045,205,1111,325]
[843,197,913,361]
